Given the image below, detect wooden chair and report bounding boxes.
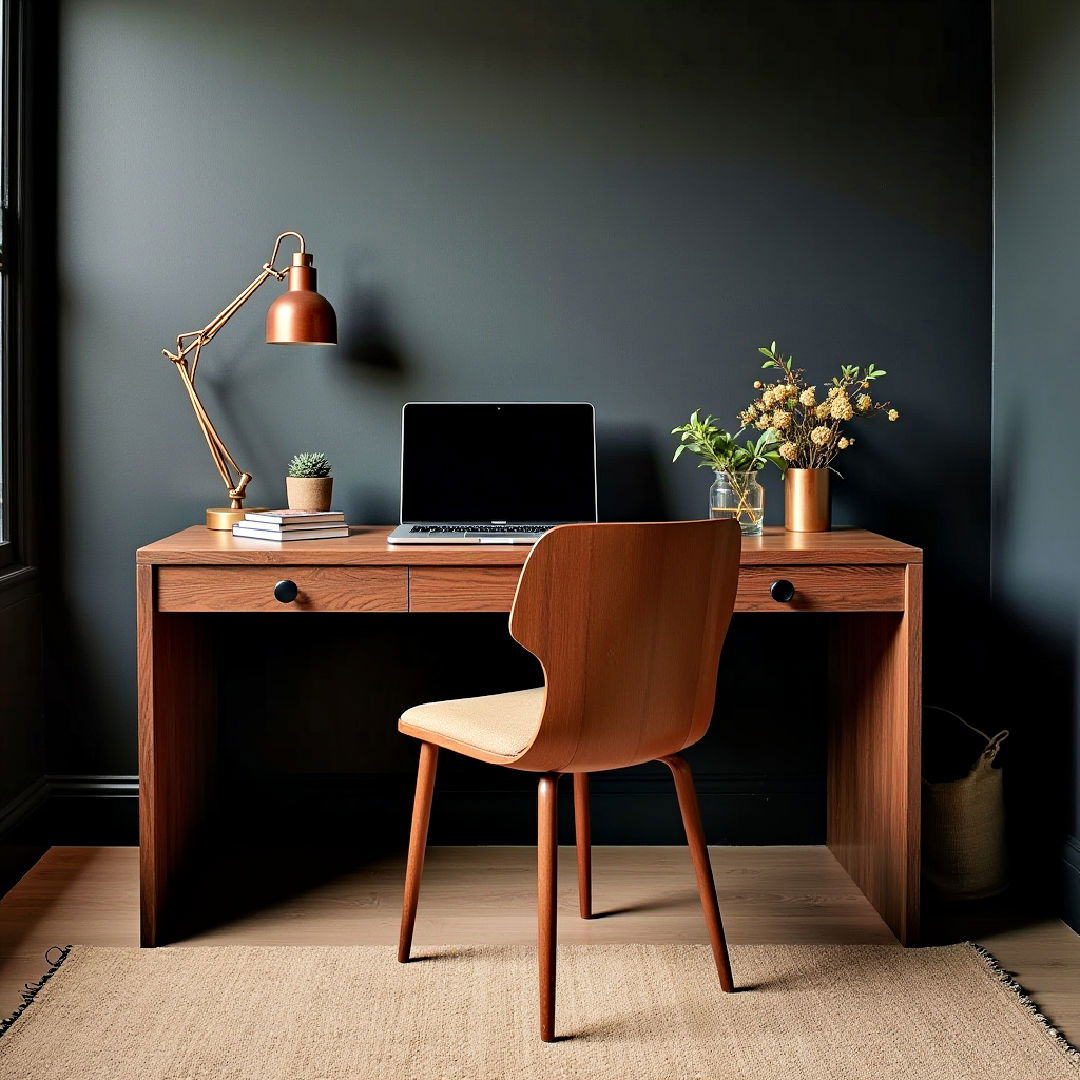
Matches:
[396,519,742,1041]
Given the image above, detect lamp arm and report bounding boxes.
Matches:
[173,356,252,504]
[161,232,308,509]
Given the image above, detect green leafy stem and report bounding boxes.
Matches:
[671,411,781,525]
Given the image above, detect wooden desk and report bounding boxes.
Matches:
[136,525,922,947]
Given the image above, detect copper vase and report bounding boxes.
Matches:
[784,468,831,532]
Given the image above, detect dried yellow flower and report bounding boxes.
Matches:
[830,397,854,421]
[753,380,763,389]
[814,403,830,420]
[779,441,798,461]
[746,404,757,418]
[755,417,770,430]
[762,388,776,407]
[888,408,900,422]
[857,393,872,412]
[799,387,817,407]
[838,437,850,449]
[771,409,791,430]
[810,425,832,447]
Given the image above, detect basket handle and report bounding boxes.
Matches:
[928,705,1009,764]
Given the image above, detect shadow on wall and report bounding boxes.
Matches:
[836,406,992,711]
[991,602,1077,909]
[991,409,1079,910]
[333,250,411,382]
[596,422,671,522]
[199,316,285,478]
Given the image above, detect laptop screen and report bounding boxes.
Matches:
[400,402,597,524]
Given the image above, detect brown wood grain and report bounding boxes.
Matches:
[537,773,560,1042]
[573,773,592,920]
[408,567,521,612]
[510,520,741,773]
[156,565,407,612]
[137,525,922,567]
[136,520,925,953]
[399,520,743,772]
[397,521,743,1039]
[827,562,923,946]
[411,564,905,615]
[398,741,439,964]
[659,754,734,991]
[137,564,216,947]
[735,565,904,612]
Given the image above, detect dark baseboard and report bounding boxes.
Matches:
[1065,834,1080,935]
[1,774,139,847]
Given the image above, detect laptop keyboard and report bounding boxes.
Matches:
[409,525,554,535]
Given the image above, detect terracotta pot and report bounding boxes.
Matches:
[784,468,831,532]
[286,476,333,512]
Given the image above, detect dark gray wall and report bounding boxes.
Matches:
[994,0,1080,929]
[48,1,991,839]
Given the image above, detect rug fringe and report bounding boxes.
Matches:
[968,942,1080,1065]
[0,945,73,1040]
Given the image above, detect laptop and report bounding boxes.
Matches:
[387,402,597,544]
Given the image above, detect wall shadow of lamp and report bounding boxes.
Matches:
[161,231,337,529]
[335,250,408,380]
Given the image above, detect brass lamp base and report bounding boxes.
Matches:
[206,506,269,530]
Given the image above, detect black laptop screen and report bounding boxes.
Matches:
[400,403,597,524]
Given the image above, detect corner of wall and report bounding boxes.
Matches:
[1065,834,1080,934]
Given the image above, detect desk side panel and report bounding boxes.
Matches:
[138,564,216,946]
[827,562,922,944]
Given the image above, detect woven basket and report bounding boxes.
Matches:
[923,713,1009,901]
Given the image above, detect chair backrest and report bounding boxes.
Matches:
[507,519,740,773]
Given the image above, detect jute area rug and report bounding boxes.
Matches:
[1,943,1077,1079]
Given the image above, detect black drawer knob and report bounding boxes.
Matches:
[274,579,299,603]
[770,579,795,603]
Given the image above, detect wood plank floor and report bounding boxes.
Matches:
[2,845,1079,1046]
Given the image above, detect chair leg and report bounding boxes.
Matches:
[398,741,439,963]
[538,772,560,1042]
[658,754,735,991]
[573,773,592,919]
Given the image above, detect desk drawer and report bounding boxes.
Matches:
[409,566,521,612]
[156,566,408,613]
[735,565,905,612]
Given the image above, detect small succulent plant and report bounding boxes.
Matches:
[287,451,332,478]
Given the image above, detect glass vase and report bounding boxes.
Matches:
[710,469,764,537]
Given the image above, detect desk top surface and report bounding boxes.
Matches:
[138,525,922,566]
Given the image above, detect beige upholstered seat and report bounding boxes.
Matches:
[399,687,545,759]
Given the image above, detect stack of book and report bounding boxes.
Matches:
[232,509,349,542]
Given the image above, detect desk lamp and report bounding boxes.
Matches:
[162,231,337,529]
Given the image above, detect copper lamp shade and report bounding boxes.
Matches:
[266,251,338,345]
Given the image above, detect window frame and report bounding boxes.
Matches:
[0,0,26,582]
